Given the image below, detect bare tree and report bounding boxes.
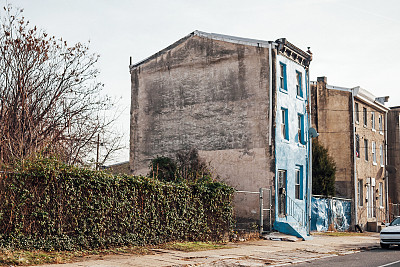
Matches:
[0,5,123,167]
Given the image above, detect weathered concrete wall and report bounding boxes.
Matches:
[388,108,400,204]
[311,80,354,198]
[130,35,275,218]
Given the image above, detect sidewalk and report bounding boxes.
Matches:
[35,232,380,267]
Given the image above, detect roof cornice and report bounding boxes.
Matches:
[352,86,389,112]
[275,38,312,68]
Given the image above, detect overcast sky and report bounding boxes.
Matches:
[4,0,400,163]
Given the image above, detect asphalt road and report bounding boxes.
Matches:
[293,246,400,267]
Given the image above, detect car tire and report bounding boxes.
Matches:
[380,243,390,249]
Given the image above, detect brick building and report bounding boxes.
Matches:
[387,107,400,207]
[130,31,312,238]
[311,77,389,231]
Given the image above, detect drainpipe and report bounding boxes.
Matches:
[307,68,312,235]
[351,89,358,227]
[385,111,388,222]
[268,42,273,146]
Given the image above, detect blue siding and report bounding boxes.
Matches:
[274,55,310,237]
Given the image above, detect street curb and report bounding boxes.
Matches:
[270,244,381,266]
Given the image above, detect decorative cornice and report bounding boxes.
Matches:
[275,38,312,68]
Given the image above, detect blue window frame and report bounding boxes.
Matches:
[295,166,303,200]
[279,62,287,91]
[297,113,304,144]
[281,108,289,140]
[296,71,303,97]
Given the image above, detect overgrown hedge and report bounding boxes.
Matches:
[0,158,234,251]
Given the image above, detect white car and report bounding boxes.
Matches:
[380,216,400,249]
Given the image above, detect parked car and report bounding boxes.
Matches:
[380,216,400,249]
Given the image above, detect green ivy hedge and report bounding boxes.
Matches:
[0,158,234,251]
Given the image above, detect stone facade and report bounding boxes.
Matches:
[311,77,389,230]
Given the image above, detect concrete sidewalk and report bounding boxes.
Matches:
[35,232,380,267]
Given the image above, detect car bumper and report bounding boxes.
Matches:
[380,233,400,244]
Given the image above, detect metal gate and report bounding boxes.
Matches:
[234,187,273,234]
[389,203,400,221]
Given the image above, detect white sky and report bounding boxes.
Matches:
[4,0,400,163]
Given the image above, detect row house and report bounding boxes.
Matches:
[311,77,389,231]
[129,31,313,239]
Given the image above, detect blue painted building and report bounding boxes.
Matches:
[273,39,312,239]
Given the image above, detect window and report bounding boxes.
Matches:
[372,141,376,164]
[355,102,359,123]
[380,144,384,166]
[297,114,304,144]
[278,170,287,190]
[281,108,288,140]
[371,111,375,131]
[295,167,302,200]
[296,71,302,97]
[363,107,367,127]
[364,139,368,161]
[358,180,363,206]
[379,182,383,207]
[379,115,383,133]
[355,134,360,158]
[279,62,287,91]
[278,169,287,216]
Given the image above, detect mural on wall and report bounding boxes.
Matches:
[311,196,351,232]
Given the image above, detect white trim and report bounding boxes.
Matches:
[325,84,389,113]
[194,30,277,48]
[268,42,273,146]
[326,84,352,92]
[356,94,389,113]
[352,88,358,225]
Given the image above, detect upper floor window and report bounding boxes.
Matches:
[297,114,304,144]
[279,62,287,91]
[281,108,288,140]
[380,144,384,166]
[371,111,375,131]
[355,134,360,158]
[363,107,367,127]
[379,114,383,133]
[372,141,376,164]
[364,139,368,161]
[355,102,359,123]
[379,182,383,207]
[296,71,303,97]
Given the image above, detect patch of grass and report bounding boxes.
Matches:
[0,246,152,266]
[160,241,231,252]
[0,249,77,266]
[313,231,366,237]
[0,242,231,265]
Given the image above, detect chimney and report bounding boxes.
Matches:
[317,76,327,84]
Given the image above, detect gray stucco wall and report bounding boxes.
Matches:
[130,35,275,217]
[310,81,354,198]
